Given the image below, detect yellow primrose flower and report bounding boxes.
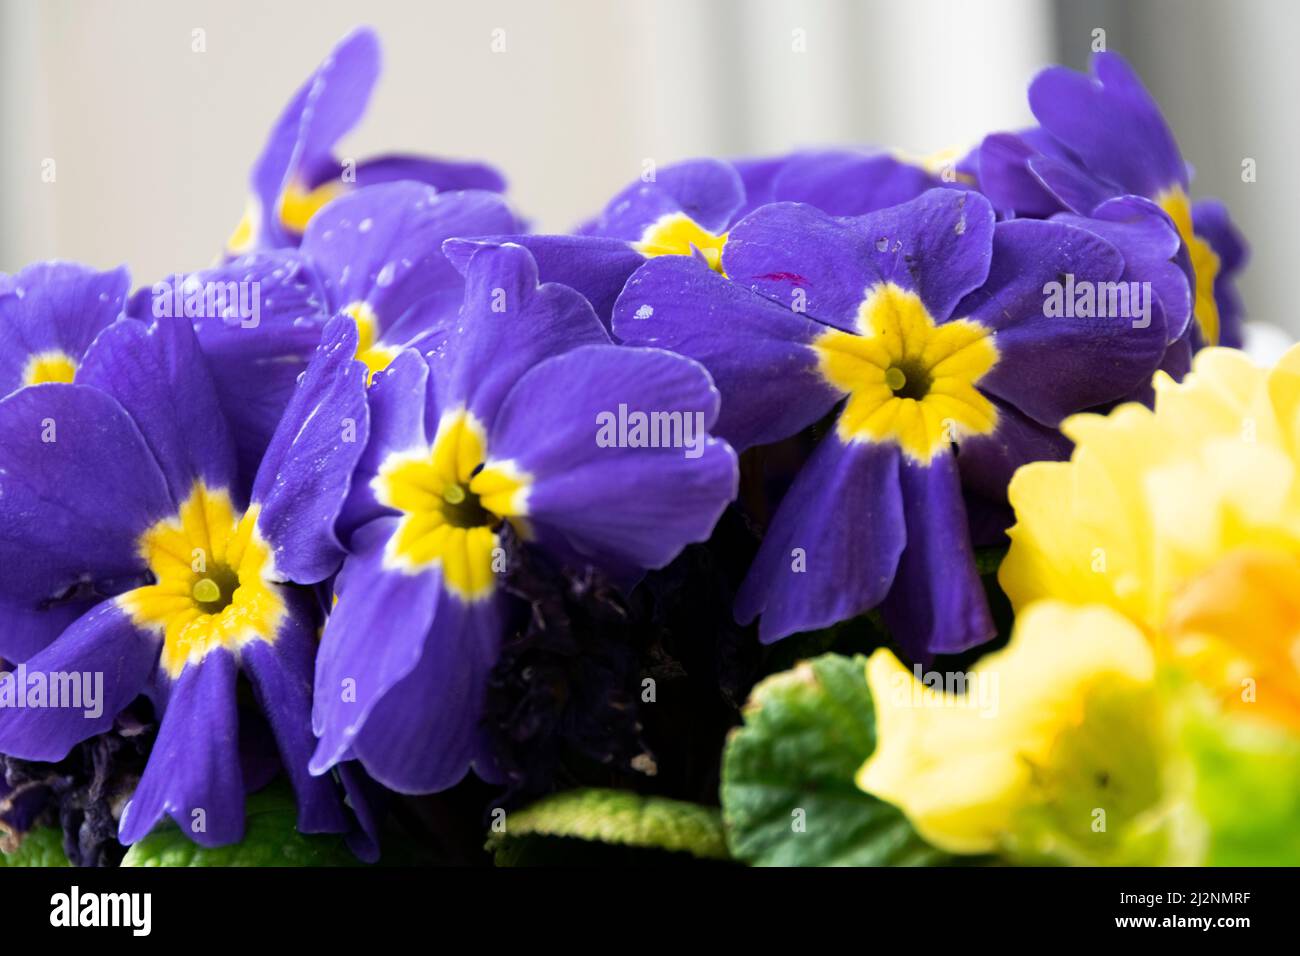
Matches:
[856,601,1196,863]
[1000,345,1300,734]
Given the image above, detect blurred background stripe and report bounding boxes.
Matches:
[1,0,1293,334]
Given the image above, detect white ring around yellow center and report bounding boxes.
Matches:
[22,350,78,386]
[373,408,532,601]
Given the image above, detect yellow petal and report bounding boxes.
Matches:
[858,601,1155,855]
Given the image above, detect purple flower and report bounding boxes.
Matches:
[972,52,1247,348]
[445,159,742,324]
[447,152,950,324]
[732,148,965,220]
[0,263,129,398]
[613,188,1167,658]
[0,310,373,851]
[309,243,738,793]
[225,27,506,257]
[132,182,518,485]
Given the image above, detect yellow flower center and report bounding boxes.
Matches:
[343,301,401,384]
[635,212,728,273]
[373,409,532,601]
[225,177,348,255]
[119,484,284,678]
[22,350,78,386]
[892,144,977,185]
[1157,186,1222,346]
[278,177,347,236]
[225,199,260,257]
[812,282,999,462]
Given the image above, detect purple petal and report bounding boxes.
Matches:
[0,598,90,663]
[348,592,505,793]
[1193,198,1248,349]
[301,184,519,346]
[337,349,429,542]
[0,600,159,761]
[587,158,744,237]
[0,262,129,397]
[959,218,1165,425]
[77,317,238,503]
[882,454,994,659]
[248,27,381,250]
[730,154,788,218]
[311,519,440,774]
[735,435,906,643]
[241,594,349,835]
[431,243,609,423]
[1056,194,1192,342]
[444,235,645,323]
[1028,51,1186,200]
[1124,327,1195,406]
[119,649,246,846]
[252,316,369,583]
[0,385,171,609]
[354,153,506,193]
[974,131,1067,217]
[612,255,840,451]
[724,189,994,330]
[956,396,1072,504]
[338,761,385,863]
[131,251,333,487]
[1028,152,1121,215]
[768,150,943,216]
[487,345,739,573]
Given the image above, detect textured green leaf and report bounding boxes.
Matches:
[486,788,729,864]
[121,785,361,867]
[0,827,70,867]
[721,653,947,866]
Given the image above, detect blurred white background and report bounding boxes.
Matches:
[1,0,1296,332]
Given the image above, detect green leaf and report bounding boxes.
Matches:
[721,652,948,866]
[1186,707,1300,866]
[121,785,362,867]
[0,827,70,867]
[486,788,730,865]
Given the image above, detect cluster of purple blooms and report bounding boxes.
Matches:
[0,28,1245,859]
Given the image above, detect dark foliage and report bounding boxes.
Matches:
[0,707,154,866]
[482,507,763,810]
